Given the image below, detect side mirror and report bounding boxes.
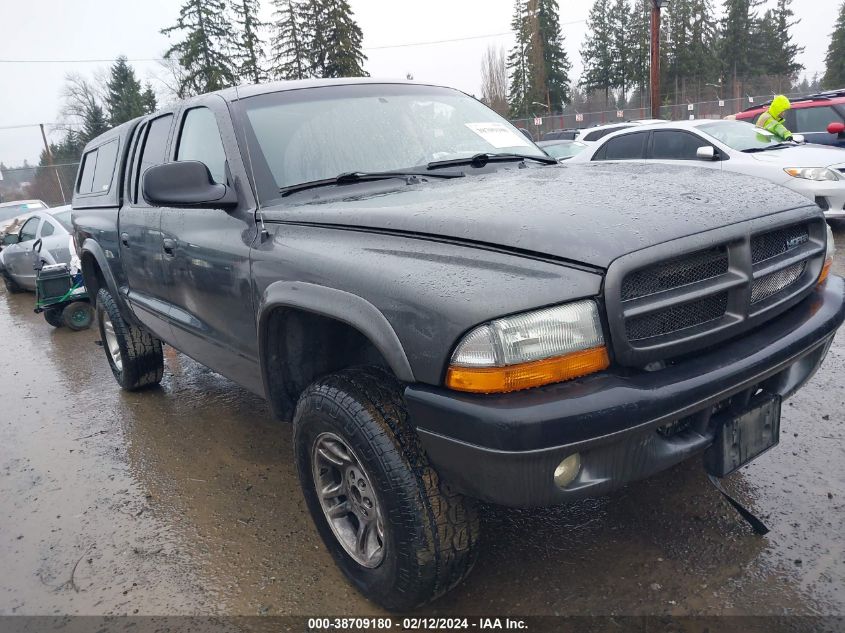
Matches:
[828,122,845,135]
[2,233,19,246]
[142,161,237,208]
[696,146,717,161]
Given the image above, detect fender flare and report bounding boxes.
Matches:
[257,281,416,399]
[79,238,136,324]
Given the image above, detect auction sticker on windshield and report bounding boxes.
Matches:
[465,122,531,148]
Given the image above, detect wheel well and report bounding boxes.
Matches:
[80,252,106,306]
[264,308,394,421]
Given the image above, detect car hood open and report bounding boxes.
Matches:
[266,163,815,269]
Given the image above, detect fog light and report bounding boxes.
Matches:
[553,453,581,488]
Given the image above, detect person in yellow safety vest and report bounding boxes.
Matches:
[755,95,794,141]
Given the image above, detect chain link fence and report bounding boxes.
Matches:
[509,93,796,140]
[0,162,79,207]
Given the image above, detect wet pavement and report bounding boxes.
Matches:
[1,226,844,620]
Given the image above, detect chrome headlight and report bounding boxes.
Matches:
[784,167,840,181]
[446,300,609,393]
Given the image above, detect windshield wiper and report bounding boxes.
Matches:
[279,170,464,197]
[741,142,796,153]
[427,152,558,170]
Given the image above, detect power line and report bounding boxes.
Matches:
[0,19,589,64]
[0,123,82,130]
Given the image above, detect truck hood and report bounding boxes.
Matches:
[267,163,814,269]
[749,143,845,168]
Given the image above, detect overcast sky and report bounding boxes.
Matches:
[0,0,838,165]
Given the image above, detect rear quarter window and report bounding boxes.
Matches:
[76,139,119,195]
[593,132,648,160]
[77,150,97,194]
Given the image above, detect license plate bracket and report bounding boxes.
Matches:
[704,395,782,477]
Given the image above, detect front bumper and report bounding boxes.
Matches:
[785,179,845,218]
[405,276,845,508]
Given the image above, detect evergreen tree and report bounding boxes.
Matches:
[664,0,719,101]
[141,83,158,113]
[824,1,845,89]
[104,56,145,127]
[581,0,615,106]
[161,0,237,97]
[270,0,312,80]
[507,0,532,117]
[507,0,571,116]
[758,0,803,78]
[81,104,109,145]
[609,0,630,101]
[231,0,268,84]
[535,0,572,108]
[719,0,763,94]
[626,0,651,105]
[311,0,367,78]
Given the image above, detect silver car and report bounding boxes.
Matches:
[567,119,845,219]
[0,206,74,292]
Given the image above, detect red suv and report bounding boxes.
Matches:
[735,89,845,147]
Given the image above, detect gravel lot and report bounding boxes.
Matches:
[1,224,844,622]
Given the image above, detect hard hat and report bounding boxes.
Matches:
[770,95,792,118]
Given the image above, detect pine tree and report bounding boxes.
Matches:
[270,0,312,80]
[141,83,158,113]
[719,0,764,95]
[609,0,630,101]
[162,0,237,97]
[664,0,718,102]
[535,0,572,108]
[507,0,532,117]
[311,0,367,78]
[81,104,110,146]
[104,56,145,127]
[581,0,615,106]
[626,0,651,105]
[231,0,268,83]
[824,1,845,89]
[759,0,803,78]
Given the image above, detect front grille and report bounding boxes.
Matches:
[626,293,728,341]
[751,262,806,304]
[751,224,809,264]
[621,247,728,301]
[606,218,826,366]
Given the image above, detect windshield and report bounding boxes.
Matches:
[241,84,545,196]
[0,202,44,223]
[542,141,588,160]
[698,120,785,151]
[52,210,72,230]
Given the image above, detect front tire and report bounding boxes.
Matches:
[3,273,23,293]
[96,287,164,390]
[293,366,480,611]
[44,307,64,328]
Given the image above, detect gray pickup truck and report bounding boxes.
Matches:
[72,78,845,610]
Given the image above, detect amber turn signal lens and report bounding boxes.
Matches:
[446,346,610,394]
[819,259,833,285]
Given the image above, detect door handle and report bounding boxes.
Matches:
[120,232,129,246]
[162,238,176,255]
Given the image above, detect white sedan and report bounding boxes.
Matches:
[567,119,845,218]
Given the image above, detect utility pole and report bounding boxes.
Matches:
[650,1,669,119]
[39,124,53,164]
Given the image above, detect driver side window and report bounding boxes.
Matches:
[18,217,40,243]
[176,107,227,185]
